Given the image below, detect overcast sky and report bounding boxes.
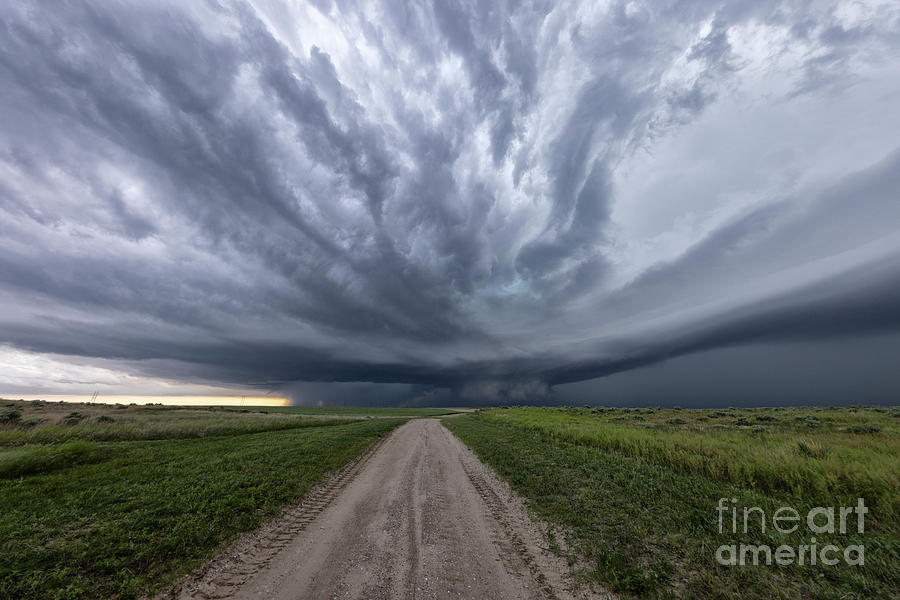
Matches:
[1,0,899,406]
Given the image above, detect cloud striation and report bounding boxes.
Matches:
[1,0,899,405]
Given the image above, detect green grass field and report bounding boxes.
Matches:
[0,400,406,599]
[0,402,363,450]
[444,406,900,599]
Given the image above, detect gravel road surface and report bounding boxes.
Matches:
[167,419,611,600]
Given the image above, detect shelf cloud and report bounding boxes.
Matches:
[1,0,899,404]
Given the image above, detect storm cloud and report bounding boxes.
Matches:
[1,0,899,404]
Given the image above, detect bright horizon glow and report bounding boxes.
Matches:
[3,395,291,407]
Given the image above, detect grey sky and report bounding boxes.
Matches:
[1,0,898,405]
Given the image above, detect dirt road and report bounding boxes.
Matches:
[169,419,609,600]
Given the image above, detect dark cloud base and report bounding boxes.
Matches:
[1,1,899,404]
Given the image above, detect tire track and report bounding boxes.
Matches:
[159,420,612,600]
[161,434,390,600]
[457,446,560,600]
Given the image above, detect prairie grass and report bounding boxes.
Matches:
[0,440,107,478]
[0,401,359,446]
[446,407,900,599]
[480,406,899,519]
[0,415,405,599]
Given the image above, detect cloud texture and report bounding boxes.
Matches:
[1,0,899,403]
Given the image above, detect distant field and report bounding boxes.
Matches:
[0,401,455,449]
[0,399,405,599]
[445,406,900,599]
[0,401,364,450]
